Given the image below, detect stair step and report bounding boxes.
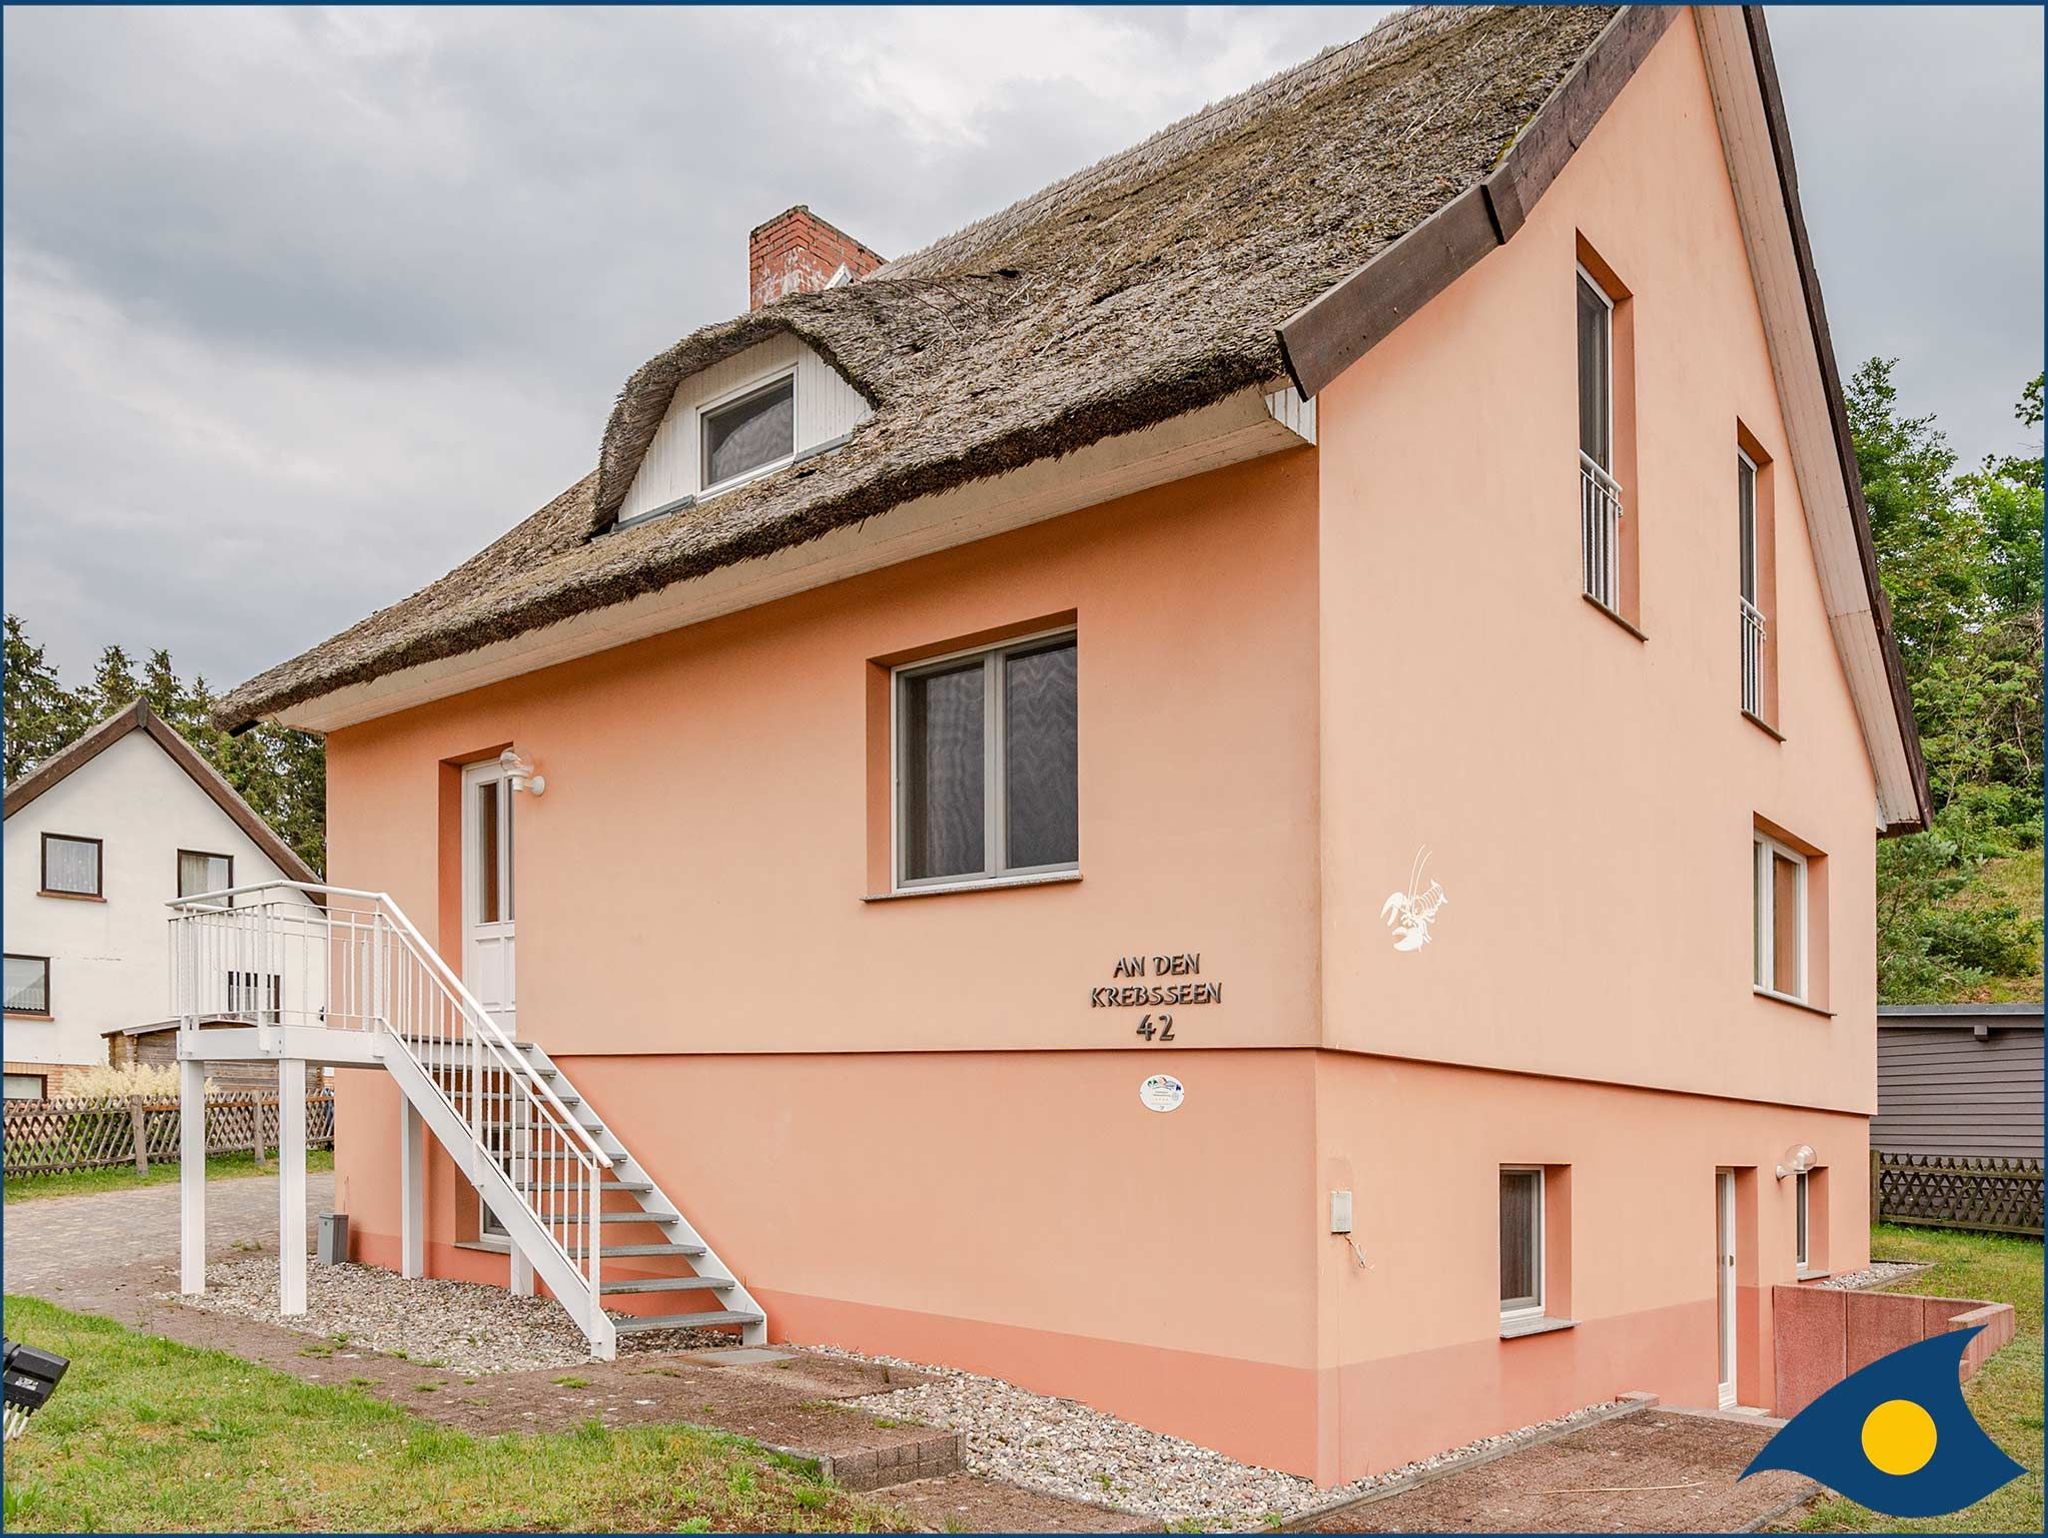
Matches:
[612,1310,760,1334]
[397,1036,536,1053]
[601,1209,679,1223]
[600,1276,733,1295]
[516,1179,653,1193]
[566,1242,706,1258]
[454,1090,582,1106]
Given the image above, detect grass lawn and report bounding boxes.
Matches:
[0,1296,906,1533]
[3,1149,335,1204]
[1789,1224,2043,1534]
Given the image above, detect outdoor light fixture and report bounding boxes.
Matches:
[499,747,545,796]
[2,1336,70,1441]
[1775,1143,1817,1180]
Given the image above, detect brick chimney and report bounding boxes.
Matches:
[749,206,883,311]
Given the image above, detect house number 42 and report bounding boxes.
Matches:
[1134,1014,1175,1042]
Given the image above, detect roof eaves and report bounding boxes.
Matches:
[1741,4,1932,835]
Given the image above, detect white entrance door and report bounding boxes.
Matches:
[1716,1170,1738,1409]
[461,758,516,1035]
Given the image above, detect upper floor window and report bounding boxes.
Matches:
[178,849,234,908]
[1575,252,1633,623]
[896,632,1078,890]
[1738,451,1763,722]
[701,373,795,493]
[40,833,102,898]
[1753,831,1807,1002]
[4,954,50,1016]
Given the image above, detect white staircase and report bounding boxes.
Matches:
[168,880,765,1357]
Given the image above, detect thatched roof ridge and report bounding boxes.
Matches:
[220,4,1619,730]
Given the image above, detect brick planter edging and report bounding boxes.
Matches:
[772,1429,966,1491]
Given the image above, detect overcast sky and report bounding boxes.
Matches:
[4,5,2041,690]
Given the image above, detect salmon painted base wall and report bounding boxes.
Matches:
[332,1048,1868,1483]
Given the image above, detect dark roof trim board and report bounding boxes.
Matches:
[1278,3,1675,398]
[3,700,318,885]
[1878,1003,2043,1034]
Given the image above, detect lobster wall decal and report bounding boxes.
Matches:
[1381,845,1449,952]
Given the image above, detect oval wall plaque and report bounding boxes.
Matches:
[1139,1074,1185,1113]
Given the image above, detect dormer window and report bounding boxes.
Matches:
[701,373,796,493]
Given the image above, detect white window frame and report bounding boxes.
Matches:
[1576,263,1615,474]
[1794,1170,1810,1272]
[891,627,1079,895]
[1737,449,1760,605]
[1753,831,1809,1004]
[697,365,799,500]
[1499,1165,1546,1323]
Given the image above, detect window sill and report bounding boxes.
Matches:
[37,890,105,902]
[1500,1315,1577,1340]
[1581,593,1647,642]
[1754,988,1835,1020]
[1742,709,1785,743]
[4,1011,53,1021]
[865,871,1082,902]
[1796,1267,1830,1283]
[455,1237,511,1255]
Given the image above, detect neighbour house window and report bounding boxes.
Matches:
[1738,451,1766,718]
[701,374,795,492]
[1577,266,1622,611]
[3,1073,47,1101]
[4,954,51,1015]
[1753,832,1807,1002]
[177,850,234,908]
[1499,1167,1545,1320]
[896,632,1078,889]
[40,833,102,897]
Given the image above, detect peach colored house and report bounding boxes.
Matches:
[185,5,1928,1483]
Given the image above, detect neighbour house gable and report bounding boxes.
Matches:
[3,700,316,884]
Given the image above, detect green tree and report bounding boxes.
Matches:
[89,643,141,716]
[2,614,90,782]
[1856,362,2045,1001]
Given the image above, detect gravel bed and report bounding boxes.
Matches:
[1814,1259,1932,1291]
[824,1343,1622,1527]
[171,1257,732,1374]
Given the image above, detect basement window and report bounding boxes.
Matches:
[895,631,1078,891]
[701,373,795,493]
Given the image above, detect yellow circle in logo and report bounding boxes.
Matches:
[1861,1399,1938,1476]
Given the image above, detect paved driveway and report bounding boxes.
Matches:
[3,1171,334,1301]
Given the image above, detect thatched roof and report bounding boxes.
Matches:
[220,4,1621,730]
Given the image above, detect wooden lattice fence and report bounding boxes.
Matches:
[1873,1151,2044,1238]
[2,1090,335,1177]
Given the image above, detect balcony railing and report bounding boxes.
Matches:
[1741,596,1767,717]
[1580,452,1624,612]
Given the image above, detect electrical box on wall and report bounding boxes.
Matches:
[1330,1190,1353,1234]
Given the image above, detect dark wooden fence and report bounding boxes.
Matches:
[2,1090,335,1177]
[1872,1150,2044,1238]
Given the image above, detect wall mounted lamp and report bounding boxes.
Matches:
[499,747,545,796]
[1774,1143,1816,1180]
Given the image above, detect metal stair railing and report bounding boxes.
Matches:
[168,881,615,1344]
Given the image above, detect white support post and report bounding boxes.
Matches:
[179,1057,207,1295]
[510,1244,535,1297]
[400,1097,425,1280]
[279,1058,308,1316]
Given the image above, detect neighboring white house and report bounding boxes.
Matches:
[3,701,317,1098]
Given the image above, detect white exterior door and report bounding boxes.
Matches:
[1716,1170,1738,1409]
[461,758,516,1034]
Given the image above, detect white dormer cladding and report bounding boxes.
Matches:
[615,334,874,525]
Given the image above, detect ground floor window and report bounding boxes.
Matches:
[1794,1170,1810,1271]
[1499,1166,1545,1320]
[4,954,51,1015]
[896,630,1078,888]
[3,1072,47,1101]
